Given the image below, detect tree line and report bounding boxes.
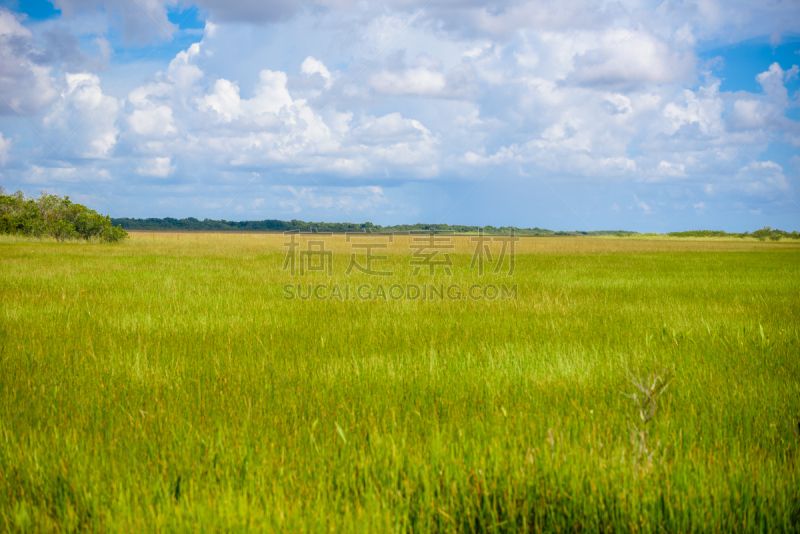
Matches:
[111,216,637,236]
[667,228,799,240]
[4,188,794,241]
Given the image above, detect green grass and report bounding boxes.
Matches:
[1,234,799,532]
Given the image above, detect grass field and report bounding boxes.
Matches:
[1,232,799,532]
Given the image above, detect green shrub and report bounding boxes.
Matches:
[0,188,128,242]
[668,227,799,240]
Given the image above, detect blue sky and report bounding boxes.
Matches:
[0,0,798,231]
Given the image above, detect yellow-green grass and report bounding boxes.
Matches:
[1,233,798,532]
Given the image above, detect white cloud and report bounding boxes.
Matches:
[197,70,297,124]
[657,160,687,178]
[128,106,177,136]
[51,0,176,44]
[247,70,295,117]
[569,29,694,88]
[663,82,724,136]
[371,66,447,96]
[635,196,651,214]
[107,39,441,178]
[0,131,9,165]
[301,56,332,88]
[197,79,244,123]
[167,42,204,89]
[369,52,479,99]
[354,112,428,145]
[137,157,175,177]
[43,73,121,159]
[604,93,632,115]
[352,113,439,167]
[728,62,800,133]
[271,184,389,213]
[756,62,797,104]
[0,9,58,115]
[94,37,112,61]
[735,161,790,197]
[729,99,770,131]
[44,0,800,51]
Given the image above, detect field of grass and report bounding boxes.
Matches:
[1,232,799,532]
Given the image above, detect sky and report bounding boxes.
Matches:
[0,0,798,232]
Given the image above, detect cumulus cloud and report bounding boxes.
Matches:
[43,72,121,158]
[301,56,332,89]
[195,0,300,24]
[0,9,58,115]
[728,62,800,134]
[137,156,175,177]
[354,112,431,146]
[197,79,244,122]
[663,82,724,136]
[128,106,177,136]
[31,27,106,72]
[735,161,791,198]
[272,184,389,214]
[89,36,442,180]
[197,69,299,127]
[603,93,632,115]
[0,131,9,165]
[350,112,439,169]
[45,0,800,49]
[569,29,694,89]
[50,0,176,44]
[634,195,651,214]
[369,53,479,98]
[371,66,447,96]
[656,160,687,178]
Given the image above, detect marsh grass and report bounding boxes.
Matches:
[0,233,798,532]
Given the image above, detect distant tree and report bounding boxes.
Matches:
[667,227,797,241]
[0,188,128,242]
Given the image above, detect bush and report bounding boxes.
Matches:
[0,188,128,242]
[668,227,799,240]
[751,226,800,241]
